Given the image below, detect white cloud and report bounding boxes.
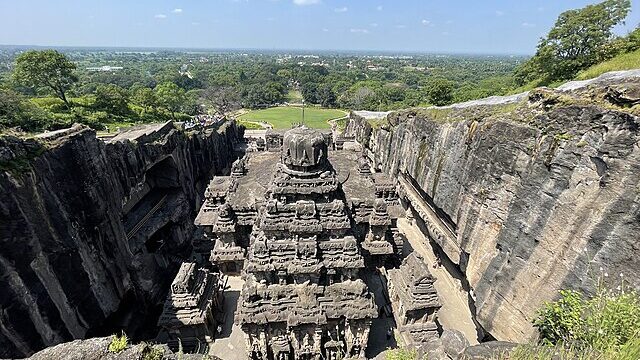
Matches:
[154,14,167,19]
[370,23,378,27]
[334,7,348,13]
[350,28,369,34]
[421,19,431,26]
[293,0,321,5]
[495,10,505,16]
[396,24,407,29]
[376,5,383,11]
[522,22,536,28]
[322,28,329,32]
[172,8,183,14]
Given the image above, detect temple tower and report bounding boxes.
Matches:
[236,126,377,360]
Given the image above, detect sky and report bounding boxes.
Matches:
[0,0,639,55]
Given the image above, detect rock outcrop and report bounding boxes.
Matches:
[0,121,241,358]
[25,335,218,360]
[345,71,640,342]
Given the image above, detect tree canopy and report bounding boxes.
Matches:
[515,0,631,85]
[13,50,78,107]
[425,78,454,106]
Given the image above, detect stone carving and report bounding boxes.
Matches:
[387,253,441,345]
[236,126,378,360]
[157,262,223,352]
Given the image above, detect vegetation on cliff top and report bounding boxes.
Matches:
[515,0,636,88]
[577,48,640,80]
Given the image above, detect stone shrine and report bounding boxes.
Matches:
[387,253,441,345]
[193,125,407,359]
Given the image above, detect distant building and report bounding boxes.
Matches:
[86,65,124,72]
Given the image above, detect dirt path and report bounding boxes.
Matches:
[397,218,479,345]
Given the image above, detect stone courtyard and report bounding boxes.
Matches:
[157,124,473,359]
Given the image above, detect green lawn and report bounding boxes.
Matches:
[238,106,347,129]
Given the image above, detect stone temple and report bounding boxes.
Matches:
[159,124,442,359]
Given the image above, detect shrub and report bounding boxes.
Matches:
[534,273,640,353]
[108,332,129,353]
[141,344,164,360]
[386,347,417,360]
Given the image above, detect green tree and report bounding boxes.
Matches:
[0,88,51,131]
[425,78,454,106]
[317,84,337,108]
[301,82,320,104]
[131,87,158,112]
[13,50,78,108]
[516,0,631,84]
[94,84,129,115]
[201,86,240,116]
[155,82,185,119]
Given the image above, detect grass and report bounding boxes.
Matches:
[577,49,640,80]
[494,340,640,360]
[108,333,128,353]
[238,106,347,129]
[237,119,264,130]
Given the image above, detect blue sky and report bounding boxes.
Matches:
[0,0,638,54]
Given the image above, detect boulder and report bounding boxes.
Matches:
[460,341,518,359]
[441,329,470,358]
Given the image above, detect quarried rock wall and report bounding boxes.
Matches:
[346,78,640,342]
[0,122,241,358]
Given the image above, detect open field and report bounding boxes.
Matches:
[238,106,347,129]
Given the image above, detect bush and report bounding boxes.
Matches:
[534,273,640,353]
[386,347,417,360]
[108,332,129,353]
[141,344,164,360]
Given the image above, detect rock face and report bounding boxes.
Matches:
[26,335,218,360]
[0,121,241,358]
[345,71,640,342]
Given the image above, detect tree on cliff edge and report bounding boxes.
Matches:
[13,50,78,108]
[515,0,631,85]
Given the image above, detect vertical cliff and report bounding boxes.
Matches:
[0,121,242,358]
[346,72,640,342]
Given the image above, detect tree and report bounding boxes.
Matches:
[516,0,631,84]
[131,87,158,112]
[155,82,185,119]
[244,82,286,109]
[94,84,129,115]
[425,78,454,106]
[13,50,78,108]
[347,87,378,110]
[201,86,241,116]
[0,88,50,131]
[317,84,337,108]
[183,90,203,116]
[301,82,320,104]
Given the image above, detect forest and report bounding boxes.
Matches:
[0,0,638,133]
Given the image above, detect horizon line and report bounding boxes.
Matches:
[0,43,534,57]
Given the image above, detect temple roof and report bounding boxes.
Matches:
[388,253,441,311]
[236,279,377,326]
[159,263,220,327]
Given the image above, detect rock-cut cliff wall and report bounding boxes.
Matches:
[0,121,242,358]
[346,72,640,342]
